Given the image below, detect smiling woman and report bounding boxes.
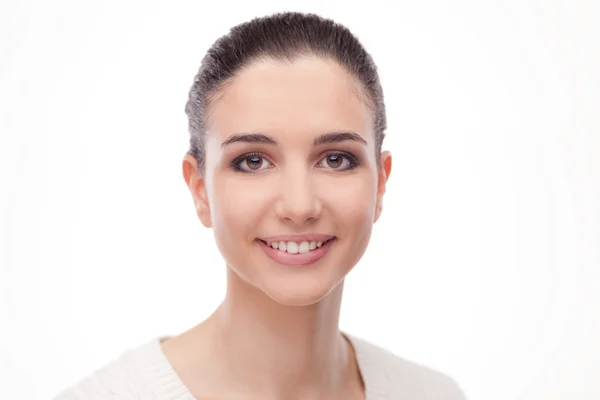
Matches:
[55,11,466,400]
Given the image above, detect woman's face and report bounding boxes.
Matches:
[184,56,391,306]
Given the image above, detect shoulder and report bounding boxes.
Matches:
[346,333,468,399]
[53,339,168,400]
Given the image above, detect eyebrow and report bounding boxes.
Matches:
[220,131,367,148]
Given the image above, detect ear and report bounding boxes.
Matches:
[182,153,212,228]
[374,151,392,223]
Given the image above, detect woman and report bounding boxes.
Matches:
[56,11,467,400]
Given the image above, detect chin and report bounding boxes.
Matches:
[259,273,344,307]
[222,238,359,307]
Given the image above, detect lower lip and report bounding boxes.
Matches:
[257,239,335,266]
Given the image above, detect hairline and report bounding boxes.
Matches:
[202,54,378,145]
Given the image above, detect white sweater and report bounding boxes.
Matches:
[54,333,467,399]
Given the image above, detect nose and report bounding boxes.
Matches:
[275,169,322,225]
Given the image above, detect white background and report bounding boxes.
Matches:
[1,0,598,399]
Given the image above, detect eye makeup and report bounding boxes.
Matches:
[230,150,360,173]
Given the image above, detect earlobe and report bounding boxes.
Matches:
[196,186,212,228]
[183,154,212,228]
[196,197,213,228]
[373,201,383,223]
[374,151,392,223]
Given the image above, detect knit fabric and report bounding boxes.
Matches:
[54,333,467,399]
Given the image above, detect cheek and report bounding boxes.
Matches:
[319,172,377,271]
[320,172,377,226]
[209,174,271,243]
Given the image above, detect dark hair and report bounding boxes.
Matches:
[184,11,387,172]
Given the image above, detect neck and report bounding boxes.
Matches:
[176,266,360,399]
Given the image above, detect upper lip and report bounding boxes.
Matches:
[258,234,336,242]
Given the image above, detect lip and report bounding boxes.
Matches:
[258,234,335,242]
[257,237,336,266]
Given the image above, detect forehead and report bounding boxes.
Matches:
[207,57,373,140]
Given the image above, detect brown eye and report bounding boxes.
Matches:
[318,152,357,171]
[246,155,263,170]
[326,154,342,169]
[233,153,272,173]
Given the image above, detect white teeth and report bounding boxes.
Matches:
[287,242,299,254]
[298,241,310,253]
[264,239,331,254]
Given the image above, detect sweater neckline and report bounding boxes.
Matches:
[135,331,388,400]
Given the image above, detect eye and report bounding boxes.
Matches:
[317,152,359,171]
[232,152,273,173]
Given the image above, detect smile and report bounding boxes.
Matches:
[256,237,336,266]
[260,239,333,254]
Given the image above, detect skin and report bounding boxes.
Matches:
[164,56,392,400]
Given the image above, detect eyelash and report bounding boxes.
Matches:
[230,151,360,173]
